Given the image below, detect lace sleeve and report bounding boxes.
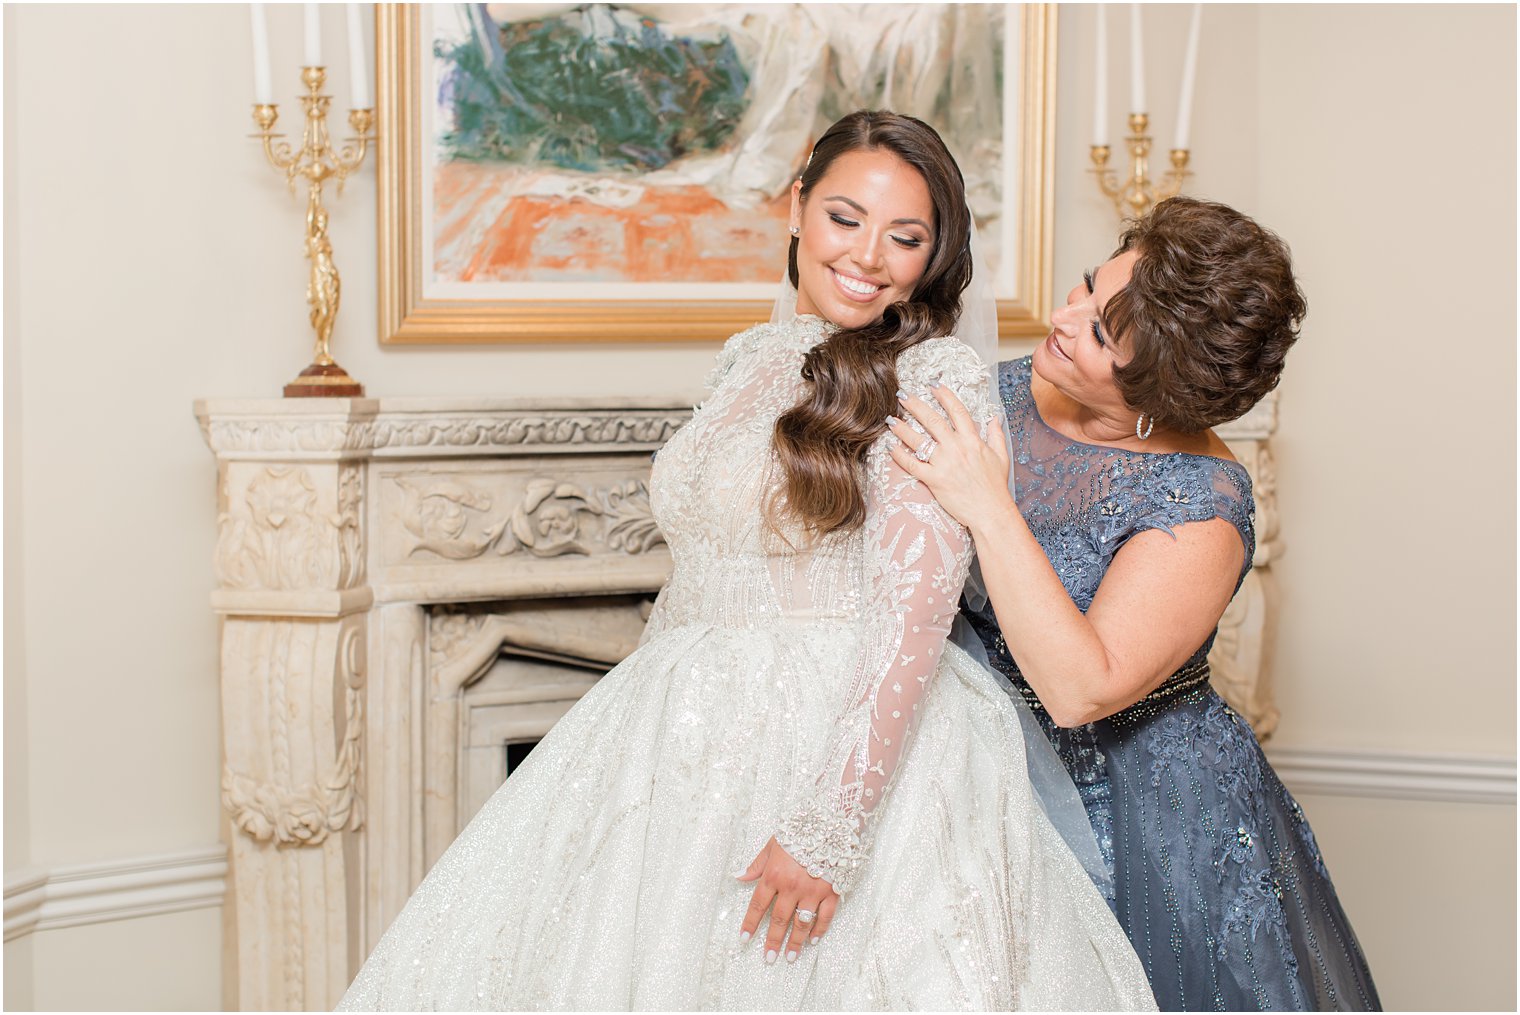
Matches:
[776,338,993,893]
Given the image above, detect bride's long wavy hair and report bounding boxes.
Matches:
[771,111,973,536]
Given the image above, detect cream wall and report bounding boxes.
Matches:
[3,3,1513,1011]
[1259,3,1516,755]
[1255,8,1516,1007]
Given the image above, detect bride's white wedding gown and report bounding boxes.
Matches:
[339,316,1155,1011]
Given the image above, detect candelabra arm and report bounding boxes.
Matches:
[332,109,376,190]
[1089,145,1124,203]
[1088,113,1190,221]
[252,105,301,177]
[1157,148,1192,202]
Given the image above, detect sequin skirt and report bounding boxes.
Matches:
[1093,687,1382,1011]
[988,636,1381,1011]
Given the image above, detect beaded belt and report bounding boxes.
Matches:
[1012,656,1214,726]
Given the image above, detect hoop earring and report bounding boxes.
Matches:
[1135,413,1155,440]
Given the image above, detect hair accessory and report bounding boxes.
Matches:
[1135,413,1155,440]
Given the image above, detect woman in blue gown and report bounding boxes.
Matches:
[889,197,1381,1011]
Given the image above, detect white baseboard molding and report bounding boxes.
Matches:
[1267,747,1516,805]
[4,844,227,942]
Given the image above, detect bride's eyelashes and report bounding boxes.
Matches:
[825,211,924,249]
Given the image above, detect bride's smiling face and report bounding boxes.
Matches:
[788,148,936,330]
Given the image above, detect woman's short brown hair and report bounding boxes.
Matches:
[1102,197,1307,432]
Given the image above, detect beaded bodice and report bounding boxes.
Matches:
[965,356,1255,697]
[645,316,993,891]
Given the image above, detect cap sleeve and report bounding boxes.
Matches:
[1129,456,1256,580]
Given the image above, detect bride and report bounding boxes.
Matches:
[339,110,1155,1011]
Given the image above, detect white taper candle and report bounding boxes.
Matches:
[1093,6,1108,147]
[1129,4,1145,115]
[304,3,322,67]
[250,3,273,104]
[346,4,370,108]
[1174,4,1202,150]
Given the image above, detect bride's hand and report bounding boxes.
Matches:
[888,384,1015,534]
[737,837,839,964]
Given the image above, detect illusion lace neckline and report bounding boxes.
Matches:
[1021,361,1244,472]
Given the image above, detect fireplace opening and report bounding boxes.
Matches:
[504,739,540,778]
[456,650,614,831]
[432,595,658,841]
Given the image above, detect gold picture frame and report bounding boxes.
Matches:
[376,4,1056,344]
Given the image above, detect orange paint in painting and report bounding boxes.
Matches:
[433,163,791,284]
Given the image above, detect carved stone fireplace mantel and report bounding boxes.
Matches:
[196,391,1280,1010]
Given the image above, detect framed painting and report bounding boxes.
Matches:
[376,3,1055,343]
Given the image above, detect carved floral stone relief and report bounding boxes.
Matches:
[394,473,665,562]
[428,607,491,671]
[1253,444,1279,549]
[222,621,366,846]
[215,464,366,591]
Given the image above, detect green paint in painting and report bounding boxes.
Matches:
[437,4,750,173]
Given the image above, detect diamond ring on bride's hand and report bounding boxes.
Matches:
[914,437,937,463]
[795,908,816,925]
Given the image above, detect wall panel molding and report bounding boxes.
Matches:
[3,845,227,942]
[1269,747,1516,805]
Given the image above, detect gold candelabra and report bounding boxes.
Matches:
[251,67,374,397]
[1089,113,1190,220]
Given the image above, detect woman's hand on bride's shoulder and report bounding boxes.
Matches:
[737,837,839,964]
[889,384,1016,534]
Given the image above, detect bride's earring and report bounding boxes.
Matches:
[789,225,800,237]
[1135,413,1155,440]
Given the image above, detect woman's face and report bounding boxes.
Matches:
[1032,249,1141,409]
[788,148,936,330]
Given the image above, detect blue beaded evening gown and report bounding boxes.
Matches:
[963,358,1381,1012]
